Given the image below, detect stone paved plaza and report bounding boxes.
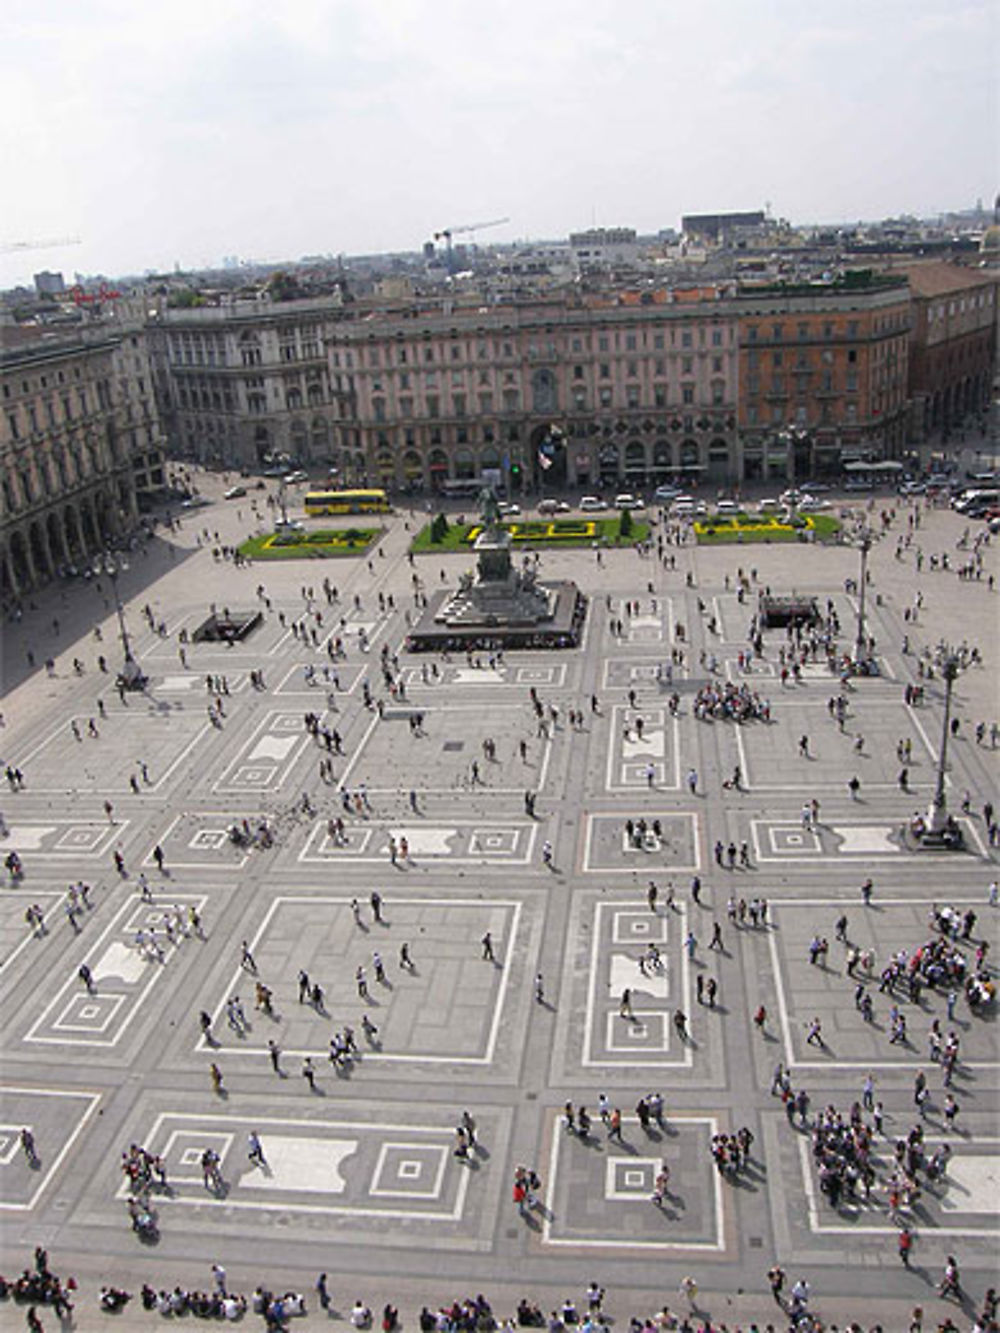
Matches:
[0,478,998,1330]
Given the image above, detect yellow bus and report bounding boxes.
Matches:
[303,488,391,516]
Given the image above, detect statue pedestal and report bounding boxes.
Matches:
[406,523,585,651]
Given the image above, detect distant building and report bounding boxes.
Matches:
[568,228,641,270]
[33,270,65,296]
[682,212,766,244]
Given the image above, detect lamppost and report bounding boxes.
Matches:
[922,645,963,847]
[853,527,874,667]
[93,550,144,689]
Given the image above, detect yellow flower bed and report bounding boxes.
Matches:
[693,516,812,537]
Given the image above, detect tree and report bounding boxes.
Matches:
[618,507,634,540]
[430,512,449,544]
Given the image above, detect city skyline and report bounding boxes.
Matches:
[2,0,996,288]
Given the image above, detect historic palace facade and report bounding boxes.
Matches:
[147,266,996,493]
[1,328,164,601]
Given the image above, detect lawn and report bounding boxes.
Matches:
[694,513,841,545]
[411,516,650,552]
[239,528,380,560]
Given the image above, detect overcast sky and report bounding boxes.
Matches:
[1,0,995,287]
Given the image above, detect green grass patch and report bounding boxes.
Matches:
[411,516,650,552]
[694,513,841,545]
[239,528,379,560]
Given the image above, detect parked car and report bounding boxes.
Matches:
[223,485,246,499]
[181,496,210,509]
[497,501,521,516]
[757,498,780,512]
[654,485,682,503]
[798,495,831,512]
[275,518,306,533]
[673,500,695,516]
[283,469,309,484]
[537,498,570,514]
[779,488,804,505]
[715,499,741,515]
[580,495,608,511]
[614,493,644,510]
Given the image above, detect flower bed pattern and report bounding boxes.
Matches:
[694,514,841,544]
[239,529,379,560]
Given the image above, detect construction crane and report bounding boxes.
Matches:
[432,217,509,270]
[0,236,81,254]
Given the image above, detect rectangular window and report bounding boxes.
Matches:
[847,348,857,363]
[681,357,693,375]
[479,393,493,414]
[426,394,439,416]
[625,334,636,351]
[573,390,587,411]
[573,365,585,380]
[654,387,666,408]
[712,329,723,347]
[682,385,694,405]
[653,333,664,350]
[599,363,611,379]
[599,388,612,407]
[627,361,638,378]
[626,387,640,409]
[453,394,466,416]
[598,336,609,352]
[712,356,723,373]
[847,321,859,337]
[798,323,809,340]
[772,324,783,340]
[846,372,858,392]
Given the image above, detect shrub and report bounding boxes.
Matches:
[430,512,449,544]
[618,508,634,539]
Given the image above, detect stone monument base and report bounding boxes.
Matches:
[405,582,586,652]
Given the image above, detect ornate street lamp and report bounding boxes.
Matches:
[853,526,874,667]
[920,645,964,848]
[93,550,145,689]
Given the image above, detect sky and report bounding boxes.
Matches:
[1,0,996,288]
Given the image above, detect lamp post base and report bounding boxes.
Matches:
[911,821,965,851]
[118,657,147,691]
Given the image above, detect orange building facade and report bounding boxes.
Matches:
[736,278,911,482]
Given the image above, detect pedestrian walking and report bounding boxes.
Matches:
[481,931,495,961]
[898,1226,914,1267]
